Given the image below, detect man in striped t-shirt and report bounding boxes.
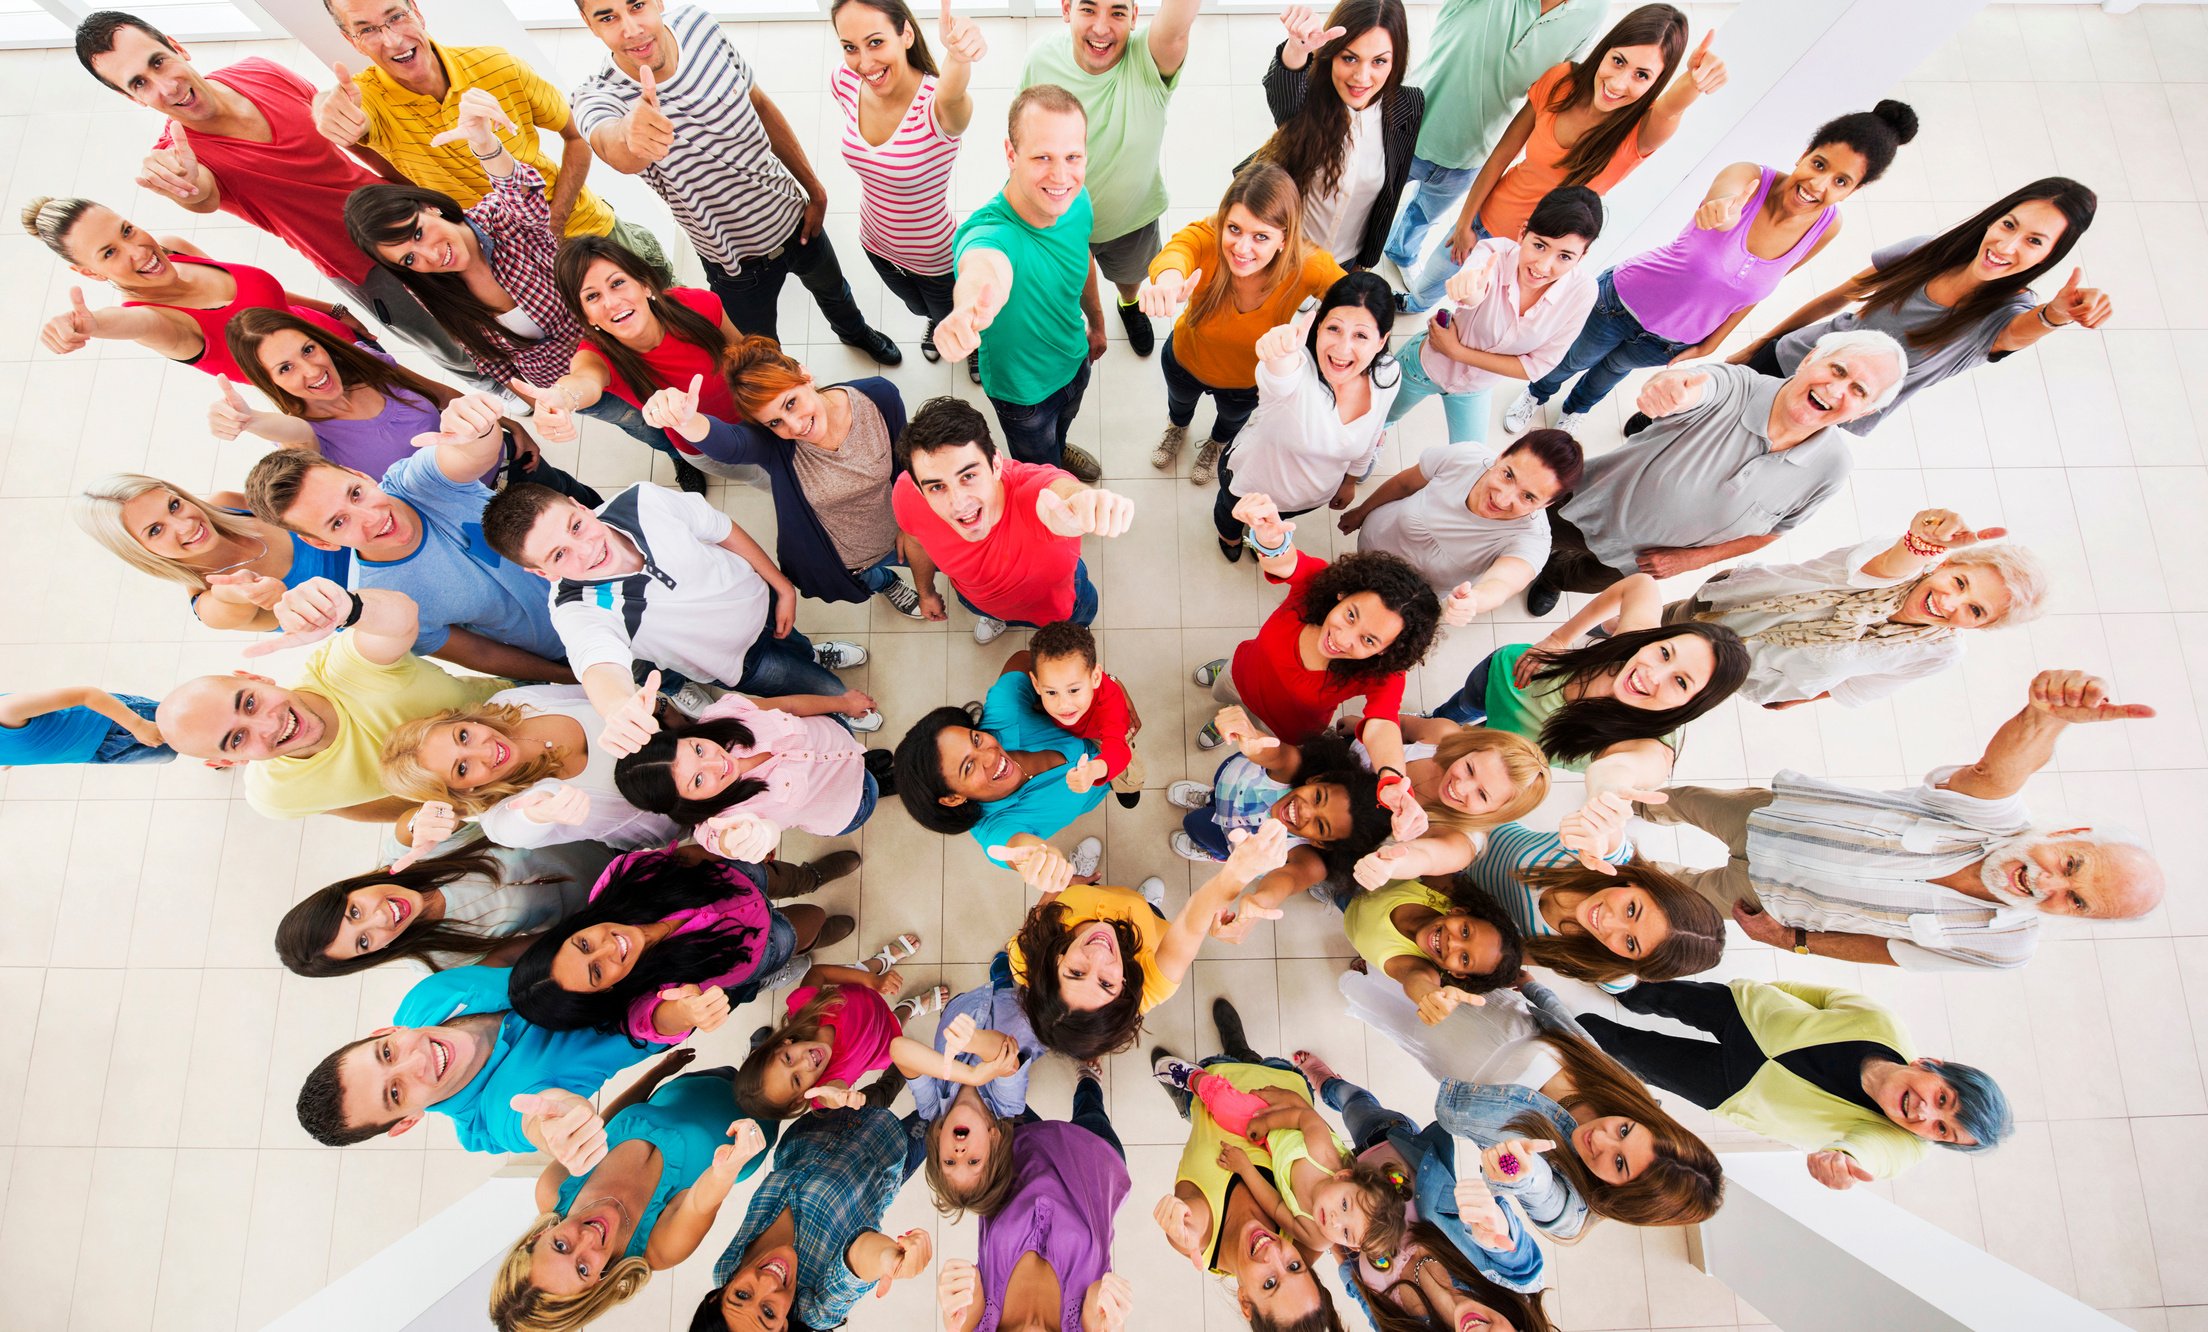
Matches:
[1637,670,2165,970]
[569,0,899,362]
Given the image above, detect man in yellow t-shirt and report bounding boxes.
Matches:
[310,0,662,262]
[157,583,506,823]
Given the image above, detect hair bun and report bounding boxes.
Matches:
[1873,99,1919,145]
[20,195,55,237]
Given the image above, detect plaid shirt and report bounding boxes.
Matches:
[1206,754,1310,854]
[464,162,586,387]
[711,1105,912,1328]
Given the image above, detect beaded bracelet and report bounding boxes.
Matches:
[1901,531,1947,558]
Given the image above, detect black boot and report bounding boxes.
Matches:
[673,456,710,495]
[863,746,896,795]
[1213,997,1258,1064]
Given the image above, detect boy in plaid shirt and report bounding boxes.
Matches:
[1017,621,1143,809]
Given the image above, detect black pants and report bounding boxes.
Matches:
[1163,333,1260,444]
[1533,505,1632,594]
[1578,979,1762,1110]
[1211,452,1316,545]
[500,436,602,508]
[703,218,873,346]
[867,251,956,327]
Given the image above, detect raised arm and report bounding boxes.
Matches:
[587,66,673,175]
[931,247,1013,363]
[548,118,595,236]
[40,287,202,361]
[0,685,162,748]
[933,0,986,135]
[750,85,829,241]
[1446,103,1535,264]
[1633,31,1726,157]
[1336,462,1430,535]
[1989,266,2112,355]
[249,581,423,668]
[1940,669,2154,801]
[1230,492,1303,577]
[417,392,512,483]
[1158,820,1292,976]
[645,1121,770,1269]
[1146,0,1202,79]
[1857,508,2005,582]
[1738,266,1877,360]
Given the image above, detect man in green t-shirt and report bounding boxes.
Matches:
[1018,0,1197,359]
[1382,0,1607,277]
[935,85,1107,482]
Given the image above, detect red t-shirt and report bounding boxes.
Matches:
[157,59,380,284]
[1060,672,1135,779]
[892,459,1080,625]
[584,287,742,456]
[1231,551,1407,743]
[124,254,354,382]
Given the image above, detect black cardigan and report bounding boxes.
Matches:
[1249,41,1426,272]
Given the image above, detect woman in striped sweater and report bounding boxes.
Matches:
[830,0,986,376]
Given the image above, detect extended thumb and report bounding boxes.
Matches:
[509,1092,549,1114]
[222,380,247,407]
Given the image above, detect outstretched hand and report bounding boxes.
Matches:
[599,670,663,757]
[2026,670,2155,725]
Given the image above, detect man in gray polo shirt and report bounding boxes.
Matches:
[1524,329,1907,615]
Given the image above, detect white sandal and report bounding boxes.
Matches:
[895,983,952,1022]
[866,932,922,975]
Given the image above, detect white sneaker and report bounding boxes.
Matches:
[488,383,534,418]
[974,616,1009,645]
[667,681,720,720]
[1138,875,1166,911]
[1169,830,1218,863]
[1070,835,1103,879]
[814,641,869,669]
[846,709,885,733]
[1501,390,1540,435]
[1556,411,1590,436]
[1167,780,1214,810]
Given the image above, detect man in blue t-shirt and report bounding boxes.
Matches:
[294,963,670,1166]
[243,392,575,684]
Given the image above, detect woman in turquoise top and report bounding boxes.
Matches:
[893,661,1106,867]
[1432,572,1745,799]
[488,1067,777,1331]
[73,472,350,633]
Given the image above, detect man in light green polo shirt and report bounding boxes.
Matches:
[1019,0,1198,359]
[1382,0,1607,276]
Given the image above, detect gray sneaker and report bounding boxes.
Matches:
[814,641,869,669]
[667,682,720,719]
[1059,443,1103,483]
[1189,438,1224,486]
[973,616,1009,645]
[1151,424,1187,470]
[877,578,925,619]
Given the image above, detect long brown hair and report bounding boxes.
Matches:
[1254,0,1410,205]
[275,837,511,977]
[735,984,849,1117]
[1184,163,1315,333]
[227,307,450,420]
[1514,860,1724,983]
[1507,1028,1722,1227]
[346,183,543,366]
[1547,4,1689,189]
[1350,1219,1555,1332]
[552,234,727,403]
[1848,177,2097,349]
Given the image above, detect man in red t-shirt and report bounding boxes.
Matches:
[891,396,1134,644]
[75,11,474,379]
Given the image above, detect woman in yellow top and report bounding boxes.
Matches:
[1343,878,1524,1026]
[997,820,1293,1060]
[1138,162,1345,486]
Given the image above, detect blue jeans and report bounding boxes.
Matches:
[866,252,956,326]
[94,692,175,764]
[1528,269,1690,415]
[989,358,1092,467]
[1405,217,1492,313]
[1320,1075,1420,1153]
[1181,805,1233,860]
[578,393,678,460]
[853,549,904,593]
[733,590,848,699]
[1385,155,1480,274]
[1431,649,1498,725]
[1387,331,1494,444]
[955,558,1098,628]
[836,771,880,835]
[701,220,873,347]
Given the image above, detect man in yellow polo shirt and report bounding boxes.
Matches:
[311,0,665,266]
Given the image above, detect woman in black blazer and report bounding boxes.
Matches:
[1252,0,1424,273]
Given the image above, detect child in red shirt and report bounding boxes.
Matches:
[1021,621,1144,809]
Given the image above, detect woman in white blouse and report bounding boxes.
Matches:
[1672,508,2047,709]
[1213,272,1400,561]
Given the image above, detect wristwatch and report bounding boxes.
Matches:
[1792,927,1810,955]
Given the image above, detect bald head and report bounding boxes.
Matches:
[157,672,330,763]
[1979,830,2164,920]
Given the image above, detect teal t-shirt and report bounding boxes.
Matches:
[396,965,657,1157]
[0,696,118,765]
[953,189,1095,405]
[1018,29,1178,241]
[554,1072,777,1259]
[973,670,1105,865]
[1413,0,1608,169]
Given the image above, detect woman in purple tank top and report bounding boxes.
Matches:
[1504,100,1918,435]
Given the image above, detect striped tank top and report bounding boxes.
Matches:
[831,66,962,275]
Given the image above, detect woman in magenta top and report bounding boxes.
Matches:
[1509,100,1918,430]
[27,194,366,380]
[829,0,983,369]
[936,1116,1132,1332]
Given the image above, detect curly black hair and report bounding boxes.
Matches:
[1434,878,1528,995]
[1293,551,1442,686]
[1285,733,1392,888]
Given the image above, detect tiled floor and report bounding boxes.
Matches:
[0,3,2205,1329]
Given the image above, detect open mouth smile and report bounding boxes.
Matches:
[276,707,300,745]
[1806,388,1837,412]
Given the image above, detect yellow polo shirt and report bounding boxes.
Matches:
[356,42,616,238]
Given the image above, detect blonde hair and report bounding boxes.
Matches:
[73,473,260,596]
[488,1213,653,1332]
[1419,726,1550,835]
[380,702,568,815]
[22,194,99,261]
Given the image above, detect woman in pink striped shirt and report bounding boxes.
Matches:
[831,0,985,378]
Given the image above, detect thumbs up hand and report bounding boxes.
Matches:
[598,670,663,757]
[938,0,988,65]
[1684,30,1727,95]
[1444,247,1498,308]
[641,373,706,438]
[1137,267,1201,320]
[1635,367,1712,418]
[208,379,259,440]
[137,125,203,201]
[41,287,98,356]
[1256,303,1319,366]
[507,379,578,443]
[626,65,675,163]
[932,277,1002,362]
[430,87,520,158]
[313,61,370,146]
[1280,5,1349,65]
[2044,267,2112,330]
[1694,181,1755,231]
[1439,581,1481,627]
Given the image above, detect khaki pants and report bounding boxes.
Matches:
[1111,748,1147,793]
[1636,784,1774,912]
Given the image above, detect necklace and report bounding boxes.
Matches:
[200,529,271,578]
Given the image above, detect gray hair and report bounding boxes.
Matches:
[1805,328,1909,412]
[73,473,258,595]
[1941,541,2049,626]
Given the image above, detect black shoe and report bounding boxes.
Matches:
[1115,790,1142,809]
[1218,535,1244,564]
[1524,577,1561,617]
[673,456,710,494]
[1117,299,1155,357]
[966,351,981,384]
[861,1066,908,1109]
[920,320,942,364]
[1392,289,1412,314]
[1212,997,1257,1064]
[1152,1045,1194,1118]
[863,746,896,793]
[841,324,904,366]
[1623,411,1653,437]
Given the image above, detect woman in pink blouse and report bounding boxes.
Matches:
[829,0,985,373]
[616,692,898,840]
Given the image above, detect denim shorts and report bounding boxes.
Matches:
[94,693,174,765]
[836,771,880,836]
[732,911,800,1005]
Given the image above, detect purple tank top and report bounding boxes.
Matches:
[977,1122,1129,1332]
[1612,167,1837,343]
[307,350,496,483]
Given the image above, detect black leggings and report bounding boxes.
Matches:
[1577,979,1764,1110]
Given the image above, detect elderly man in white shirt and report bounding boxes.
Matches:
[1635,670,2165,969]
[1668,507,2050,710]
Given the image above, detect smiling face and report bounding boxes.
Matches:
[1871,1060,1977,1146]
[716,1242,801,1331]
[835,0,915,90]
[374,207,474,273]
[1775,143,1871,216]
[1977,831,2160,918]
[1512,226,1589,293]
[336,1021,483,1137]
[1971,197,2070,284]
[1028,653,1101,729]
[324,882,427,961]
[1565,886,1671,962]
[90,25,221,122]
[1589,41,1666,113]
[330,0,432,85]
[932,1089,1005,1195]
[1608,633,1716,712]
[414,718,522,793]
[1057,920,1126,1011]
[1005,105,1088,221]
[763,1039,832,1108]
[579,0,675,76]
[518,498,623,578]
[573,256,661,346]
[673,735,742,802]
[282,465,417,557]
[1417,912,1507,978]
[1571,1115,1656,1184]
[1228,1221,1326,1325]
[119,485,221,563]
[254,328,348,408]
[1779,343,1902,431]
[1269,779,1354,844]
[530,1196,634,1296]
[1330,26,1393,109]
[1313,304,1385,388]
[56,204,172,288]
[933,724,1022,804]
[551,922,655,993]
[1219,202,1287,278]
[1061,0,1136,73]
[1896,563,2012,629]
[750,378,832,444]
[1470,448,1564,522]
[1427,1284,1518,1332]
[1432,747,1521,817]
[159,672,327,762]
[1316,590,1404,662]
[908,443,1008,542]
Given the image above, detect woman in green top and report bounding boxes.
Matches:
[1432,572,1746,798]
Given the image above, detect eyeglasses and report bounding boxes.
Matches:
[349,6,423,41]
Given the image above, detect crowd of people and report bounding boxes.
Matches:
[8,0,2157,1329]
